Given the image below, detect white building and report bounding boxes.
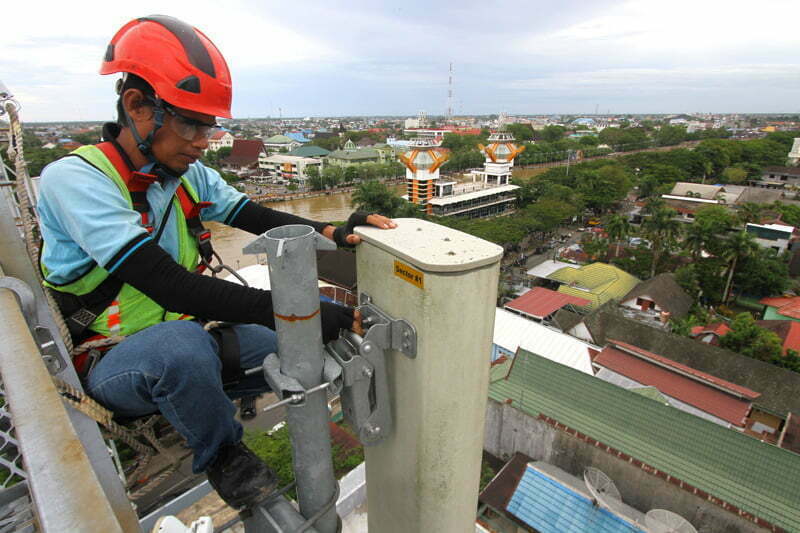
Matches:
[788,138,800,166]
[745,223,795,254]
[258,154,322,183]
[206,130,234,153]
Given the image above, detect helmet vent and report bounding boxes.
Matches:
[139,15,217,79]
[176,75,201,94]
[104,44,115,62]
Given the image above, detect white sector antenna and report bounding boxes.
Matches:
[583,467,622,509]
[645,509,697,533]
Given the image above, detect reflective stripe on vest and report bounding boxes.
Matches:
[43,145,203,338]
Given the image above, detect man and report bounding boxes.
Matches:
[37,15,395,509]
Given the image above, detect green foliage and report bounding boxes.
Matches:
[773,202,800,226]
[351,180,417,218]
[505,123,535,142]
[22,146,69,177]
[733,247,790,297]
[577,164,632,213]
[435,215,528,247]
[654,125,687,147]
[721,166,748,184]
[537,125,567,143]
[719,313,784,362]
[523,197,579,232]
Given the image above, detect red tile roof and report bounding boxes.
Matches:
[608,339,760,400]
[596,344,754,426]
[504,287,591,319]
[690,322,732,338]
[759,296,800,319]
[756,320,800,355]
[224,139,266,167]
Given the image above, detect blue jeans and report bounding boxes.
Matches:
[85,321,277,473]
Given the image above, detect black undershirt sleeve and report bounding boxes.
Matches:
[109,239,355,342]
[112,239,277,328]
[227,199,331,235]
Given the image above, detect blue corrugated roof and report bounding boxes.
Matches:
[507,466,644,533]
[285,132,310,143]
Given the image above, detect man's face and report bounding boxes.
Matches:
[148,106,216,174]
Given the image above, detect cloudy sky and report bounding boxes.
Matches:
[4,0,799,121]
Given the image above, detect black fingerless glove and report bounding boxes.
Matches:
[319,301,355,343]
[333,212,370,248]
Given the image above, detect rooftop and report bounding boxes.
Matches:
[548,263,640,310]
[584,308,800,416]
[505,287,591,319]
[489,348,800,532]
[288,145,331,158]
[493,308,595,374]
[426,184,519,207]
[620,273,692,318]
[595,342,756,426]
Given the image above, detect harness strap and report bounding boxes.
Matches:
[207,325,242,387]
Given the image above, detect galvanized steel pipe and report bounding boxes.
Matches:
[262,225,339,532]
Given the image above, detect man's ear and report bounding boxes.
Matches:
[122,88,154,123]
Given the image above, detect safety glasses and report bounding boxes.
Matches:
[163,105,221,141]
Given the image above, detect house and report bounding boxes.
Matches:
[593,339,761,428]
[258,154,322,183]
[661,182,742,222]
[478,455,645,533]
[206,130,234,153]
[689,322,732,346]
[492,308,596,374]
[751,166,800,189]
[262,134,301,152]
[546,263,640,311]
[287,145,330,159]
[745,222,794,254]
[581,308,800,428]
[284,132,310,144]
[222,139,267,173]
[327,139,382,166]
[504,286,590,321]
[487,348,800,532]
[619,273,693,323]
[760,295,800,322]
[755,320,800,354]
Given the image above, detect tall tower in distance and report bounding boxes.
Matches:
[446,62,454,125]
[399,138,450,214]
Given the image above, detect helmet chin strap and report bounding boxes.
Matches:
[122,96,182,178]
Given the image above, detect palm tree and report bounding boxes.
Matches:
[737,202,763,226]
[682,222,707,261]
[642,207,683,278]
[722,231,757,304]
[604,214,631,257]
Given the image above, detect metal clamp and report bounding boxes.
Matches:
[325,293,417,445]
[0,277,65,374]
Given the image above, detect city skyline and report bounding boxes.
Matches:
[3,0,799,122]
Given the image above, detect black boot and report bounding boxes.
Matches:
[205,442,278,508]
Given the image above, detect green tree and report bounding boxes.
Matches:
[538,125,566,143]
[721,231,757,303]
[505,123,535,142]
[351,180,415,218]
[642,207,682,278]
[721,166,748,184]
[604,214,631,256]
[733,247,791,297]
[737,202,763,225]
[577,164,632,214]
[654,125,687,147]
[524,198,578,232]
[306,165,324,190]
[719,313,783,362]
[322,165,343,188]
[583,236,609,262]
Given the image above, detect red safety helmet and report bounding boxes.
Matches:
[101,15,232,118]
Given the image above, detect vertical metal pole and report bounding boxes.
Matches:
[261,225,339,533]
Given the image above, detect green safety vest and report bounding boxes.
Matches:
[42,144,205,338]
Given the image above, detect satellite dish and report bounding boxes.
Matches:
[645,509,697,533]
[583,467,622,509]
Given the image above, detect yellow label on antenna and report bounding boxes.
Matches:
[394,260,424,289]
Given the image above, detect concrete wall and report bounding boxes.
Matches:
[484,400,767,533]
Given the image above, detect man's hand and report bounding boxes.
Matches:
[325,213,397,247]
[352,309,365,336]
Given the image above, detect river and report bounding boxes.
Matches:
[207,190,360,269]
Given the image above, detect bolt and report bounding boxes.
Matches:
[362,367,374,378]
[447,251,456,256]
[444,237,451,242]
[402,341,411,350]
[362,343,373,354]
[403,330,411,339]
[366,425,381,435]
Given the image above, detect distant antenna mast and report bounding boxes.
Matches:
[447,62,454,124]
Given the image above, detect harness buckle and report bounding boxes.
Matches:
[187,201,213,220]
[129,171,158,191]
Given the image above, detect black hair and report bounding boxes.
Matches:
[115,73,156,126]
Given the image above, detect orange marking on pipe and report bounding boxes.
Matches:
[274,309,320,322]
